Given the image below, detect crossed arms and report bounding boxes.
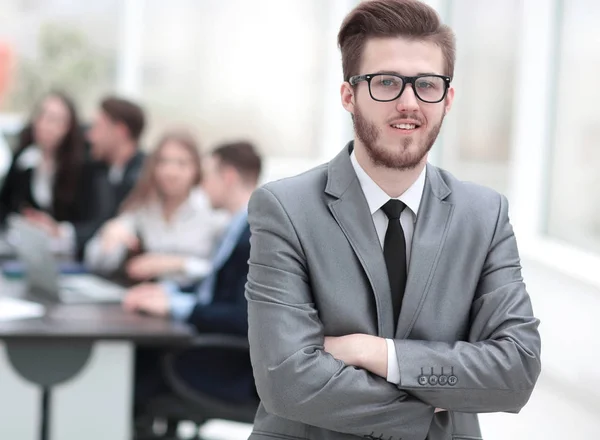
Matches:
[245,187,541,438]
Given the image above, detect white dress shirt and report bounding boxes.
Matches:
[350,151,426,385]
[108,165,125,185]
[84,189,230,284]
[16,146,53,209]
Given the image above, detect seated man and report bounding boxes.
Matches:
[21,96,147,259]
[123,141,262,408]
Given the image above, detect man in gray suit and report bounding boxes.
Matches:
[245,1,541,439]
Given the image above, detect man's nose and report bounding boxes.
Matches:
[395,84,420,113]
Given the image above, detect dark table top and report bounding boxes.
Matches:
[0,277,194,345]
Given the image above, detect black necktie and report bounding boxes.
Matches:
[381,199,407,328]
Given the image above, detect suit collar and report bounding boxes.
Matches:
[350,150,426,220]
[107,151,145,183]
[396,166,454,338]
[325,142,452,202]
[122,151,145,181]
[325,142,454,338]
[424,162,451,201]
[324,142,356,199]
[213,209,248,270]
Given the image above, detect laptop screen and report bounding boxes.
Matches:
[7,216,61,301]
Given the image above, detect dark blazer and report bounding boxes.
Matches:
[174,224,255,403]
[0,151,85,224]
[187,224,251,335]
[72,151,145,258]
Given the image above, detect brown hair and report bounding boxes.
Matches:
[120,129,202,212]
[13,90,85,220]
[337,0,456,81]
[100,96,146,142]
[212,141,262,186]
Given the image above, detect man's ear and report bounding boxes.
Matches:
[444,86,455,115]
[115,121,130,140]
[223,165,239,186]
[341,82,355,114]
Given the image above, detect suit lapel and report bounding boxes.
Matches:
[396,164,454,338]
[326,145,395,338]
[213,218,247,271]
[23,168,36,208]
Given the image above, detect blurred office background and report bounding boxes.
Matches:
[0,0,598,438]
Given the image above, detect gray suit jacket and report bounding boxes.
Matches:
[245,143,541,440]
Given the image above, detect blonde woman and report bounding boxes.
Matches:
[84,130,228,285]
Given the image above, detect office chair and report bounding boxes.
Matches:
[135,334,259,440]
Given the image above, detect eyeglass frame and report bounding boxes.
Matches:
[348,73,452,104]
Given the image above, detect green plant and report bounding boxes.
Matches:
[6,21,112,112]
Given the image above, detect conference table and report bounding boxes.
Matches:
[0,276,194,440]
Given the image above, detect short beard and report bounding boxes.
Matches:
[353,105,443,170]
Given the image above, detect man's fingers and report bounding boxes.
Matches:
[122,295,138,310]
[126,260,144,276]
[22,208,38,218]
[127,268,149,281]
[124,285,147,299]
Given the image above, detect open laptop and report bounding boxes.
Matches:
[7,216,125,304]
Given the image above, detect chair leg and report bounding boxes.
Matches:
[134,418,181,440]
[195,421,210,440]
[164,419,179,437]
[134,415,157,440]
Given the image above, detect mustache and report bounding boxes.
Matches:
[386,113,425,125]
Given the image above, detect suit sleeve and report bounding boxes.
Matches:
[83,229,127,274]
[246,186,434,440]
[394,194,541,413]
[0,160,23,223]
[187,242,250,336]
[70,165,115,260]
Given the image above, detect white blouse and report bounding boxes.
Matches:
[16,145,54,209]
[84,189,229,284]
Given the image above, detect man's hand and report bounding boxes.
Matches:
[126,253,186,281]
[324,334,447,413]
[22,208,60,237]
[324,334,388,379]
[100,219,139,253]
[122,283,170,317]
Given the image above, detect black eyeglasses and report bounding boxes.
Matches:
[349,73,451,103]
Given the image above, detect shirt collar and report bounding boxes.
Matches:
[350,150,426,220]
[224,206,248,237]
[146,193,197,220]
[231,206,248,226]
[108,165,124,185]
[15,145,42,170]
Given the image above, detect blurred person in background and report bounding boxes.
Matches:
[0,41,12,182]
[84,129,228,285]
[0,131,11,185]
[122,142,261,433]
[0,91,86,254]
[15,95,147,259]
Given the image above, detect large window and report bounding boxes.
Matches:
[0,0,119,120]
[546,0,600,253]
[439,0,521,195]
[140,0,329,158]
